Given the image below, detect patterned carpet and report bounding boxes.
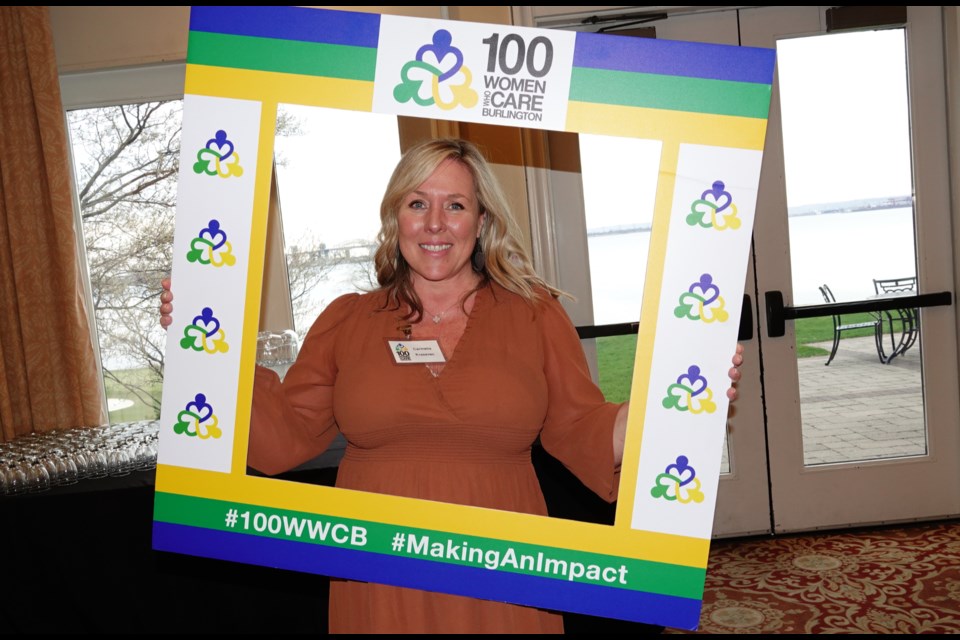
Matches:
[665,519,960,634]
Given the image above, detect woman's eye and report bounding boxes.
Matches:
[449,202,464,211]
[408,200,426,209]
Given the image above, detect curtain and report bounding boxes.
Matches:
[0,6,105,441]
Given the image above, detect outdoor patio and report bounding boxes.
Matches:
[798,335,923,464]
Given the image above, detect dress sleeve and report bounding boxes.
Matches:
[537,295,623,503]
[247,293,359,476]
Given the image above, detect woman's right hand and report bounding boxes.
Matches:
[160,277,174,330]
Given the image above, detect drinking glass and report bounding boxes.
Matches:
[108,449,131,477]
[57,456,79,485]
[42,458,61,488]
[87,448,109,479]
[4,464,27,496]
[24,461,51,493]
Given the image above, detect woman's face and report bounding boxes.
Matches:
[397,158,485,290]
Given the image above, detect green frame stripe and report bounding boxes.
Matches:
[187,31,376,82]
[570,67,772,119]
[154,492,705,599]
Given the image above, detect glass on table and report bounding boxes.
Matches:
[279,329,300,362]
[255,329,300,380]
[23,461,51,493]
[72,449,93,480]
[3,463,27,496]
[86,448,109,479]
[134,442,157,471]
[41,458,61,488]
[107,449,131,477]
[56,455,79,485]
[256,331,274,365]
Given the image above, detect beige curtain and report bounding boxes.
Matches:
[0,6,105,441]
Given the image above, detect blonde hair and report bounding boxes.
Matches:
[374,138,566,320]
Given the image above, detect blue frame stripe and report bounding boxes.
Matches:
[153,522,703,628]
[573,31,775,85]
[189,6,381,49]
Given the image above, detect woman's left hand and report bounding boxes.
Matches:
[726,342,744,402]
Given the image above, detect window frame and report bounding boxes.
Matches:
[60,63,186,423]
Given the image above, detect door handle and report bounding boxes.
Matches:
[764,289,952,338]
[765,291,786,338]
[738,294,753,341]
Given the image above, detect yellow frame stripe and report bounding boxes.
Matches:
[566,101,768,150]
[613,143,681,525]
[157,465,710,568]
[185,64,374,112]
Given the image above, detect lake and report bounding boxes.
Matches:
[282,207,918,336]
[585,206,916,325]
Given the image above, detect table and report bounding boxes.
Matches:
[868,290,919,363]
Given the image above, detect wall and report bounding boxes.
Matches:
[50,7,512,71]
[50,6,190,72]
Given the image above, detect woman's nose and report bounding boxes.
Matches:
[425,206,444,232]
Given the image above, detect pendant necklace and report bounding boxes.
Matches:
[425,299,461,324]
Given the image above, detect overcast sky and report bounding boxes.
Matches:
[777,28,911,207]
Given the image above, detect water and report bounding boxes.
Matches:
[787,207,915,305]
[585,207,916,324]
[587,232,650,325]
[199,206,917,344]
[292,261,377,336]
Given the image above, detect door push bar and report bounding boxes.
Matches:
[764,290,953,338]
[576,295,755,341]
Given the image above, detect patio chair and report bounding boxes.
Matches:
[819,284,883,365]
[873,276,917,295]
[872,276,919,361]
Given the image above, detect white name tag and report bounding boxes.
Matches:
[386,339,446,364]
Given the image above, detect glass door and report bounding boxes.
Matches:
[526,5,960,536]
[741,5,960,533]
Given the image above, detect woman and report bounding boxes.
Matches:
[161,138,743,633]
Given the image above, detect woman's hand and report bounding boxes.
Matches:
[727,342,744,402]
[160,277,174,330]
[612,343,745,465]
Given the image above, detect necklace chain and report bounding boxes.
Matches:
[424,299,461,324]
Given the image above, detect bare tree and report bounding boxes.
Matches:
[69,102,180,418]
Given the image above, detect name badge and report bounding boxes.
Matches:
[386,339,446,364]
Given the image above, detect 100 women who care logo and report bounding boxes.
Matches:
[374,17,576,131]
[477,32,554,122]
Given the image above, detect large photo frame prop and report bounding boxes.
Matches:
[155,6,774,629]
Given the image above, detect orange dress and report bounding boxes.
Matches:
[249,282,622,634]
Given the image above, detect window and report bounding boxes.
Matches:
[579,135,661,403]
[272,104,402,337]
[62,63,185,424]
[66,99,182,423]
[62,67,403,423]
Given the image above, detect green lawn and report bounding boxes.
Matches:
[596,334,639,403]
[104,368,162,423]
[594,314,878,402]
[104,314,882,417]
[793,314,877,357]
